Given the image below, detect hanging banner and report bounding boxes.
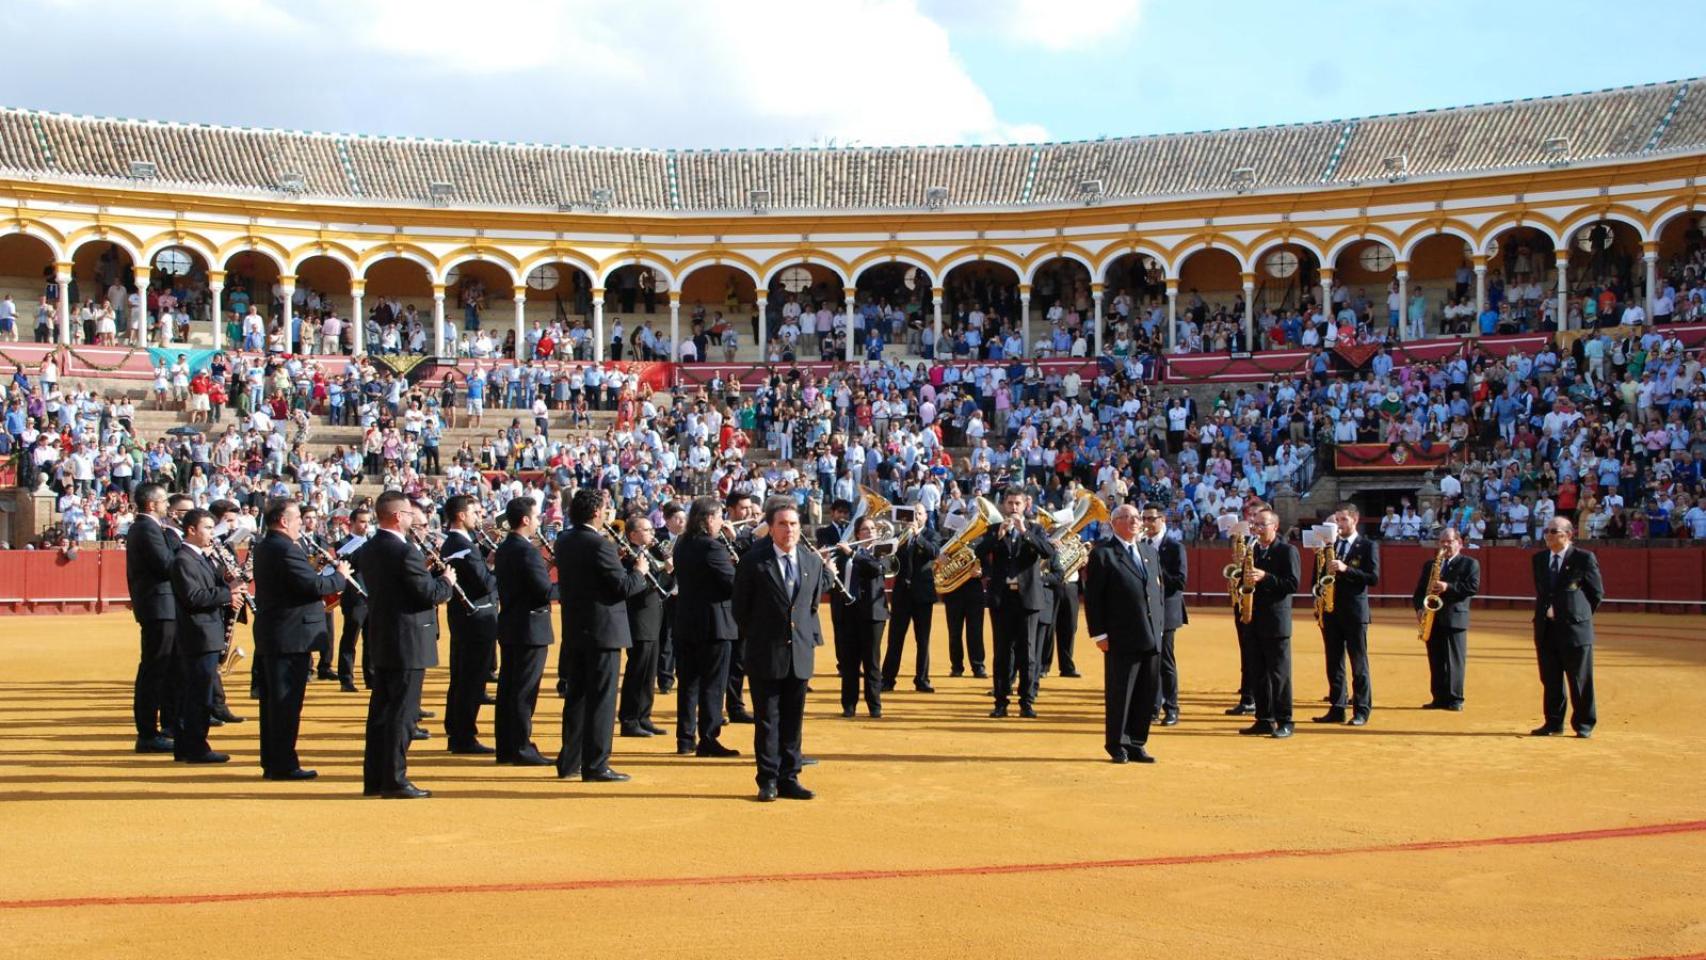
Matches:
[1333,441,1452,472]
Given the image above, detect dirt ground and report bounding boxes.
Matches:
[0,606,1702,960]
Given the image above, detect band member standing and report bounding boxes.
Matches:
[879,511,939,692]
[493,497,556,766]
[1531,519,1602,738]
[944,560,987,679]
[733,500,824,801]
[975,487,1057,719]
[207,499,249,723]
[126,483,179,754]
[442,495,498,754]
[1224,500,1271,717]
[1239,509,1299,739]
[168,508,240,763]
[830,516,887,718]
[723,491,760,724]
[1042,557,1081,679]
[301,505,338,681]
[655,501,687,695]
[1085,504,1165,763]
[554,488,649,782]
[358,492,456,798]
[1413,526,1478,711]
[1316,503,1379,726]
[336,507,373,693]
[1142,506,1188,726]
[252,498,349,781]
[618,514,670,738]
[672,497,741,758]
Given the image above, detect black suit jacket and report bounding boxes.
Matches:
[891,531,941,607]
[338,535,370,618]
[673,532,737,644]
[495,534,556,647]
[169,544,232,655]
[555,525,644,653]
[1532,547,1603,646]
[1083,538,1164,656]
[974,524,1057,615]
[1412,553,1479,631]
[830,549,888,621]
[442,530,498,637]
[733,545,824,681]
[252,530,345,656]
[1323,534,1379,625]
[1248,539,1300,638]
[815,522,848,550]
[125,514,177,622]
[359,530,452,670]
[624,544,666,643]
[1153,535,1189,629]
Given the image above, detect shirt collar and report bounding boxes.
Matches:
[773,543,797,566]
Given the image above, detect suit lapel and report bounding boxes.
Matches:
[764,549,791,601]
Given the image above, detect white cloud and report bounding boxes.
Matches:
[923,0,1143,52]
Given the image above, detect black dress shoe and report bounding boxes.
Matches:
[989,706,1008,718]
[556,766,581,780]
[676,743,696,756]
[695,740,740,758]
[971,669,988,679]
[212,706,245,723]
[135,735,174,753]
[1446,703,1464,711]
[777,780,815,800]
[841,706,856,718]
[208,716,225,727]
[880,681,896,693]
[316,671,338,682]
[727,708,754,724]
[1161,713,1180,726]
[264,768,318,781]
[1224,703,1255,716]
[449,742,497,755]
[382,783,431,799]
[657,682,674,694]
[1270,723,1294,739]
[869,706,883,718]
[1108,750,1128,764]
[178,751,230,764]
[582,768,631,783]
[1346,714,1368,727]
[1421,701,1447,710]
[950,669,965,678]
[511,750,552,766]
[418,709,437,720]
[248,687,263,700]
[641,721,668,736]
[410,727,430,741]
[1019,704,1037,718]
[340,682,360,693]
[1238,721,1274,736]
[485,673,500,683]
[757,781,778,802]
[1059,670,1081,678]
[914,682,935,693]
[1128,747,1156,763]
[1312,709,1347,724]
[1531,724,1564,737]
[1575,727,1594,739]
[479,693,497,705]
[619,724,654,738]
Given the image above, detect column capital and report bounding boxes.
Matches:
[842,286,858,299]
[1642,249,1659,262]
[1018,284,1032,297]
[1642,240,1660,255]
[1166,280,1179,294]
[207,269,226,286]
[668,291,681,304]
[930,286,944,298]
[431,283,446,298]
[132,265,153,280]
[756,295,769,306]
[591,287,605,298]
[276,274,296,287]
[1396,268,1410,280]
[513,285,529,301]
[932,295,943,306]
[1554,248,1572,263]
[1240,272,1256,286]
[1091,282,1105,295]
[350,279,366,295]
[1318,267,1335,281]
[1472,256,1488,270]
[53,260,74,276]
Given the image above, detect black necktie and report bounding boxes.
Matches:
[781,554,796,597]
[1550,554,1562,584]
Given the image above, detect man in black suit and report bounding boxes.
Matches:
[1413,526,1478,711]
[723,490,761,723]
[1142,506,1188,726]
[554,488,649,782]
[493,497,556,766]
[1315,503,1380,726]
[168,508,239,763]
[733,499,824,801]
[879,511,940,693]
[943,563,987,678]
[206,499,249,724]
[252,497,349,781]
[126,483,179,753]
[1224,501,1270,717]
[441,495,498,754]
[830,515,887,718]
[1531,518,1602,738]
[358,492,457,798]
[335,507,373,693]
[654,501,686,694]
[301,505,338,681]
[1238,509,1300,739]
[672,497,741,758]
[974,487,1057,718]
[618,513,670,738]
[1084,503,1165,763]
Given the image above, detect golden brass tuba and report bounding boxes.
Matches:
[933,497,1001,594]
[1043,492,1110,580]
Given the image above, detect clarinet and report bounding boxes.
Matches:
[412,529,477,611]
[304,532,367,598]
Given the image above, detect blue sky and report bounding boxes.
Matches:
[4,0,1702,148]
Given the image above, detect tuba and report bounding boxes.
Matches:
[933,496,1001,594]
[858,484,899,543]
[1043,492,1110,580]
[1418,546,1448,643]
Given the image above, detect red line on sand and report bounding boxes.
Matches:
[4,818,1703,912]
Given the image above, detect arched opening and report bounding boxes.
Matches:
[941,260,1020,359]
[71,240,136,345]
[145,245,211,345]
[0,234,58,342]
[853,262,931,358]
[1654,210,1705,323]
[523,261,595,359]
[1248,243,1321,349]
[1480,227,1558,333]
[606,263,667,316]
[765,263,847,359]
[363,257,434,355]
[1328,239,1399,337]
[292,255,354,353]
[1101,251,1167,336]
[1029,257,1092,357]
[1557,221,1641,327]
[445,259,514,356]
[1175,247,1245,353]
[1404,234,1475,337]
[678,265,756,362]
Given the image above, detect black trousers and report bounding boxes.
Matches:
[337,607,367,686]
[1322,616,1372,715]
[945,590,985,674]
[364,667,425,794]
[834,615,883,713]
[1425,626,1468,706]
[1040,587,1078,675]
[1536,629,1596,731]
[558,647,620,776]
[1255,633,1293,725]
[726,638,748,713]
[445,635,494,747]
[495,643,548,760]
[618,640,658,727]
[1234,617,1257,707]
[881,596,932,687]
[1027,618,1051,701]
[676,639,731,751]
[1153,627,1179,715]
[750,674,808,786]
[257,652,310,775]
[656,601,676,691]
[133,619,178,738]
[173,650,219,759]
[1104,648,1159,756]
[991,605,1038,709]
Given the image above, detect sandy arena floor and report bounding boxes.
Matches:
[0,606,1702,960]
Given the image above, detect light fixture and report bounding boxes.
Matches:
[1230,167,1256,193]
[128,160,158,180]
[1380,155,1408,182]
[925,186,949,210]
[428,181,454,206]
[277,172,307,195]
[748,188,771,215]
[1542,136,1571,167]
[1078,178,1105,205]
[588,188,614,213]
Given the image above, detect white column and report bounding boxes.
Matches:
[668,292,681,361]
[756,296,769,361]
[275,274,293,352]
[1091,282,1105,356]
[133,266,156,346]
[1019,285,1032,357]
[431,283,447,356]
[592,290,606,362]
[1319,269,1334,329]
[1165,282,1178,351]
[843,289,856,362]
[54,261,72,345]
[1643,244,1659,320]
[350,281,366,355]
[931,286,944,358]
[1473,256,1488,319]
[1555,252,1570,331]
[513,285,529,361]
[1240,272,1255,350]
[207,272,225,351]
[1395,265,1410,341]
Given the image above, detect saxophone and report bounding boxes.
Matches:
[1236,536,1256,624]
[1222,532,1248,614]
[1418,546,1448,642]
[1311,536,1337,627]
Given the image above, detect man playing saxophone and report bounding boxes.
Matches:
[1412,527,1478,711]
[1238,509,1299,739]
[1315,503,1379,727]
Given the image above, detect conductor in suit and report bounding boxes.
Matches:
[168,508,239,764]
[554,488,650,782]
[1238,509,1300,739]
[252,498,349,781]
[358,492,456,798]
[493,497,556,766]
[1413,526,1478,711]
[1531,519,1602,737]
[1084,504,1165,763]
[441,494,498,754]
[126,483,179,753]
[1142,506,1188,726]
[879,510,940,692]
[1316,503,1380,726]
[974,486,1057,719]
[732,499,824,801]
[672,497,742,758]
